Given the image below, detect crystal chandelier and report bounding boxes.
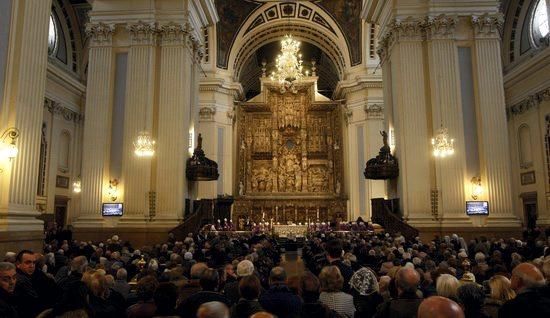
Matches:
[270,34,304,93]
[134,130,155,157]
[431,127,455,157]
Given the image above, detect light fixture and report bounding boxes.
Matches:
[471,176,482,200]
[0,127,20,160]
[108,179,119,201]
[270,34,304,93]
[431,126,455,157]
[73,177,81,194]
[133,131,155,157]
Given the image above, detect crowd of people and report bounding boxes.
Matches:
[0,225,549,318]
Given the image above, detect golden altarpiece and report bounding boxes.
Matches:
[234,79,347,228]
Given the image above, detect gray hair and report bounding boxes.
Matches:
[70,256,88,274]
[197,301,229,318]
[436,274,459,299]
[116,268,127,280]
[0,262,15,271]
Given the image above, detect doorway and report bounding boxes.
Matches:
[54,196,69,229]
[521,192,537,230]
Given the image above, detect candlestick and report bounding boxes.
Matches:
[295,206,297,222]
[317,207,320,220]
[275,206,279,222]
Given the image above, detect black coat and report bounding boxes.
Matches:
[176,290,230,318]
[498,286,550,318]
[373,291,423,318]
[230,299,264,318]
[0,288,18,318]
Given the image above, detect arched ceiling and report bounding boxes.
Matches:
[214,0,363,70]
[239,41,339,99]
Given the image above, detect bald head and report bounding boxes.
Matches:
[396,267,420,295]
[250,312,275,318]
[418,296,465,318]
[511,262,546,292]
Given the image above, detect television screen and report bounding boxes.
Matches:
[102,203,123,216]
[466,201,489,216]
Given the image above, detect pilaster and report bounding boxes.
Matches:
[155,22,191,225]
[119,21,157,225]
[426,15,469,225]
[472,14,519,225]
[75,22,115,227]
[0,0,52,237]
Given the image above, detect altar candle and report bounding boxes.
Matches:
[275,206,279,222]
[295,207,297,221]
[317,207,320,220]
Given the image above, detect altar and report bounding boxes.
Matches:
[233,78,347,225]
[272,224,308,238]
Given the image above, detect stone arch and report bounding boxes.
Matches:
[227,2,352,82]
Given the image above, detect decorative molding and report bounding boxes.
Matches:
[44,98,84,123]
[377,17,424,62]
[344,107,353,126]
[507,87,550,119]
[127,21,158,45]
[85,22,115,47]
[425,15,458,40]
[199,106,216,122]
[471,13,503,39]
[364,103,384,119]
[334,81,383,99]
[159,22,188,46]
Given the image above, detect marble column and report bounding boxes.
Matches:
[155,23,191,224]
[381,18,432,223]
[426,15,469,224]
[472,14,519,225]
[119,22,157,225]
[0,0,51,236]
[75,23,115,226]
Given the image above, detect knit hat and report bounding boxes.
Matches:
[236,260,254,277]
[349,267,379,296]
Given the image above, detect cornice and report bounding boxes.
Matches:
[506,87,550,119]
[333,78,383,99]
[199,78,244,100]
[44,97,84,124]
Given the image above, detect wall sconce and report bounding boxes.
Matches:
[73,177,81,194]
[0,127,20,160]
[471,176,483,200]
[108,179,119,201]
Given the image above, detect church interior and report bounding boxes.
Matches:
[0,0,549,253]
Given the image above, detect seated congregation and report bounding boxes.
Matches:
[1,228,550,318]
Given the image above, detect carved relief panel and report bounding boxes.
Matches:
[237,83,343,198]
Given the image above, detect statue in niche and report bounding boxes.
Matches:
[239,181,244,196]
[279,150,301,192]
[336,181,341,195]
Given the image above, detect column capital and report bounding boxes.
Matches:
[364,103,384,120]
[377,17,424,63]
[159,22,190,46]
[471,13,503,39]
[85,22,115,47]
[425,14,458,40]
[127,21,158,46]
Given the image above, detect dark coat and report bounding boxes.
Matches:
[14,270,45,318]
[176,291,230,318]
[330,260,354,293]
[301,301,342,318]
[354,292,385,318]
[259,284,302,318]
[498,286,550,318]
[482,298,503,318]
[0,288,18,318]
[373,291,423,318]
[230,299,264,318]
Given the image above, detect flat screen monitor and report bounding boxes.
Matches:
[102,203,123,216]
[466,201,489,216]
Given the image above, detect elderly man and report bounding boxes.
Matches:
[224,260,256,305]
[374,267,423,318]
[0,262,18,317]
[498,262,550,317]
[418,296,464,318]
[259,266,302,318]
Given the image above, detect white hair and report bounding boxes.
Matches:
[197,301,229,318]
[436,274,460,299]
